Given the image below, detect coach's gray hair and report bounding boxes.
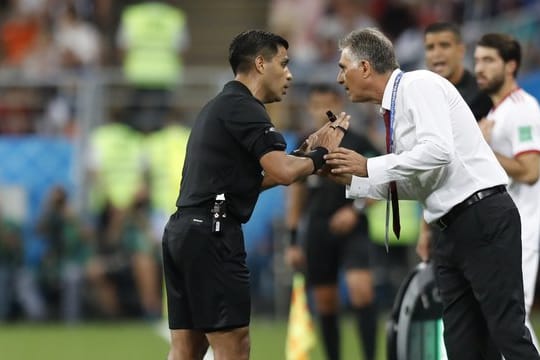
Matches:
[339,28,399,74]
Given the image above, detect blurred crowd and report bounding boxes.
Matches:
[0,0,190,323]
[269,0,540,78]
[1,0,540,326]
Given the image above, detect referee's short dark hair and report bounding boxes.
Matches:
[424,22,462,42]
[477,33,521,77]
[228,30,289,75]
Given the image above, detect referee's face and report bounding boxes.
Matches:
[262,45,292,103]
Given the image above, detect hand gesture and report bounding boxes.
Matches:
[307,112,350,152]
[321,171,353,186]
[324,147,368,177]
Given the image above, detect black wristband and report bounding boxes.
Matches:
[306,147,329,172]
[288,229,298,246]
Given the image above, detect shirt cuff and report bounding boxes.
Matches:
[367,154,395,185]
[346,176,372,199]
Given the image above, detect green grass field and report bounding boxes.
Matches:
[0,316,381,360]
[1,313,539,359]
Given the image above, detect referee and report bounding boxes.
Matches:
[162,30,349,360]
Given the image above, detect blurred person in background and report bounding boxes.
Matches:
[0,209,23,321]
[288,17,345,85]
[416,21,493,262]
[53,2,102,72]
[144,116,190,247]
[21,24,61,80]
[0,0,42,68]
[37,185,92,322]
[116,0,189,133]
[285,83,379,360]
[475,32,540,350]
[86,116,161,320]
[0,87,39,135]
[276,0,376,86]
[0,202,46,322]
[86,112,145,245]
[378,2,424,71]
[267,0,326,65]
[424,22,492,121]
[327,0,376,34]
[86,188,161,320]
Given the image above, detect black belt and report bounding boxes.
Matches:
[434,185,507,230]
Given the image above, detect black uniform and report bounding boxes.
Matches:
[455,69,492,121]
[298,130,379,286]
[162,81,287,331]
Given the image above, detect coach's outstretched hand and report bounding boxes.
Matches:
[319,147,368,186]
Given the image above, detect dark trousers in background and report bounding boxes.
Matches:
[127,88,171,133]
[434,192,540,360]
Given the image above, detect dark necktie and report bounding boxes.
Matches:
[383,110,401,239]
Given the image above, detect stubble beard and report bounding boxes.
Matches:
[481,73,505,96]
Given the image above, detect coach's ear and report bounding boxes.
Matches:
[360,60,372,79]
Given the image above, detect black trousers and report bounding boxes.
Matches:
[433,192,539,359]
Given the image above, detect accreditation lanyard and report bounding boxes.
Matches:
[384,70,403,252]
[389,70,403,153]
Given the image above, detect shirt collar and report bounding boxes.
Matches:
[224,80,252,95]
[380,68,402,113]
[223,80,264,106]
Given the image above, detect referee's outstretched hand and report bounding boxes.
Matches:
[307,112,350,152]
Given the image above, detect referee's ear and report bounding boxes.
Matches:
[255,55,265,74]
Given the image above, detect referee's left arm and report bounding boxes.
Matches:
[260,151,315,189]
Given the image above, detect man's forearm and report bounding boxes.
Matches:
[494,151,540,184]
[260,173,279,190]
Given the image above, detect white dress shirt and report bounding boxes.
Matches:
[346,69,508,223]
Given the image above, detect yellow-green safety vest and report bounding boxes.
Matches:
[89,123,144,210]
[122,3,186,88]
[144,124,190,214]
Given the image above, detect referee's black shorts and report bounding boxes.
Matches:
[303,218,371,286]
[162,208,250,331]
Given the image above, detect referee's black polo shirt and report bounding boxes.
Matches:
[176,80,283,223]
